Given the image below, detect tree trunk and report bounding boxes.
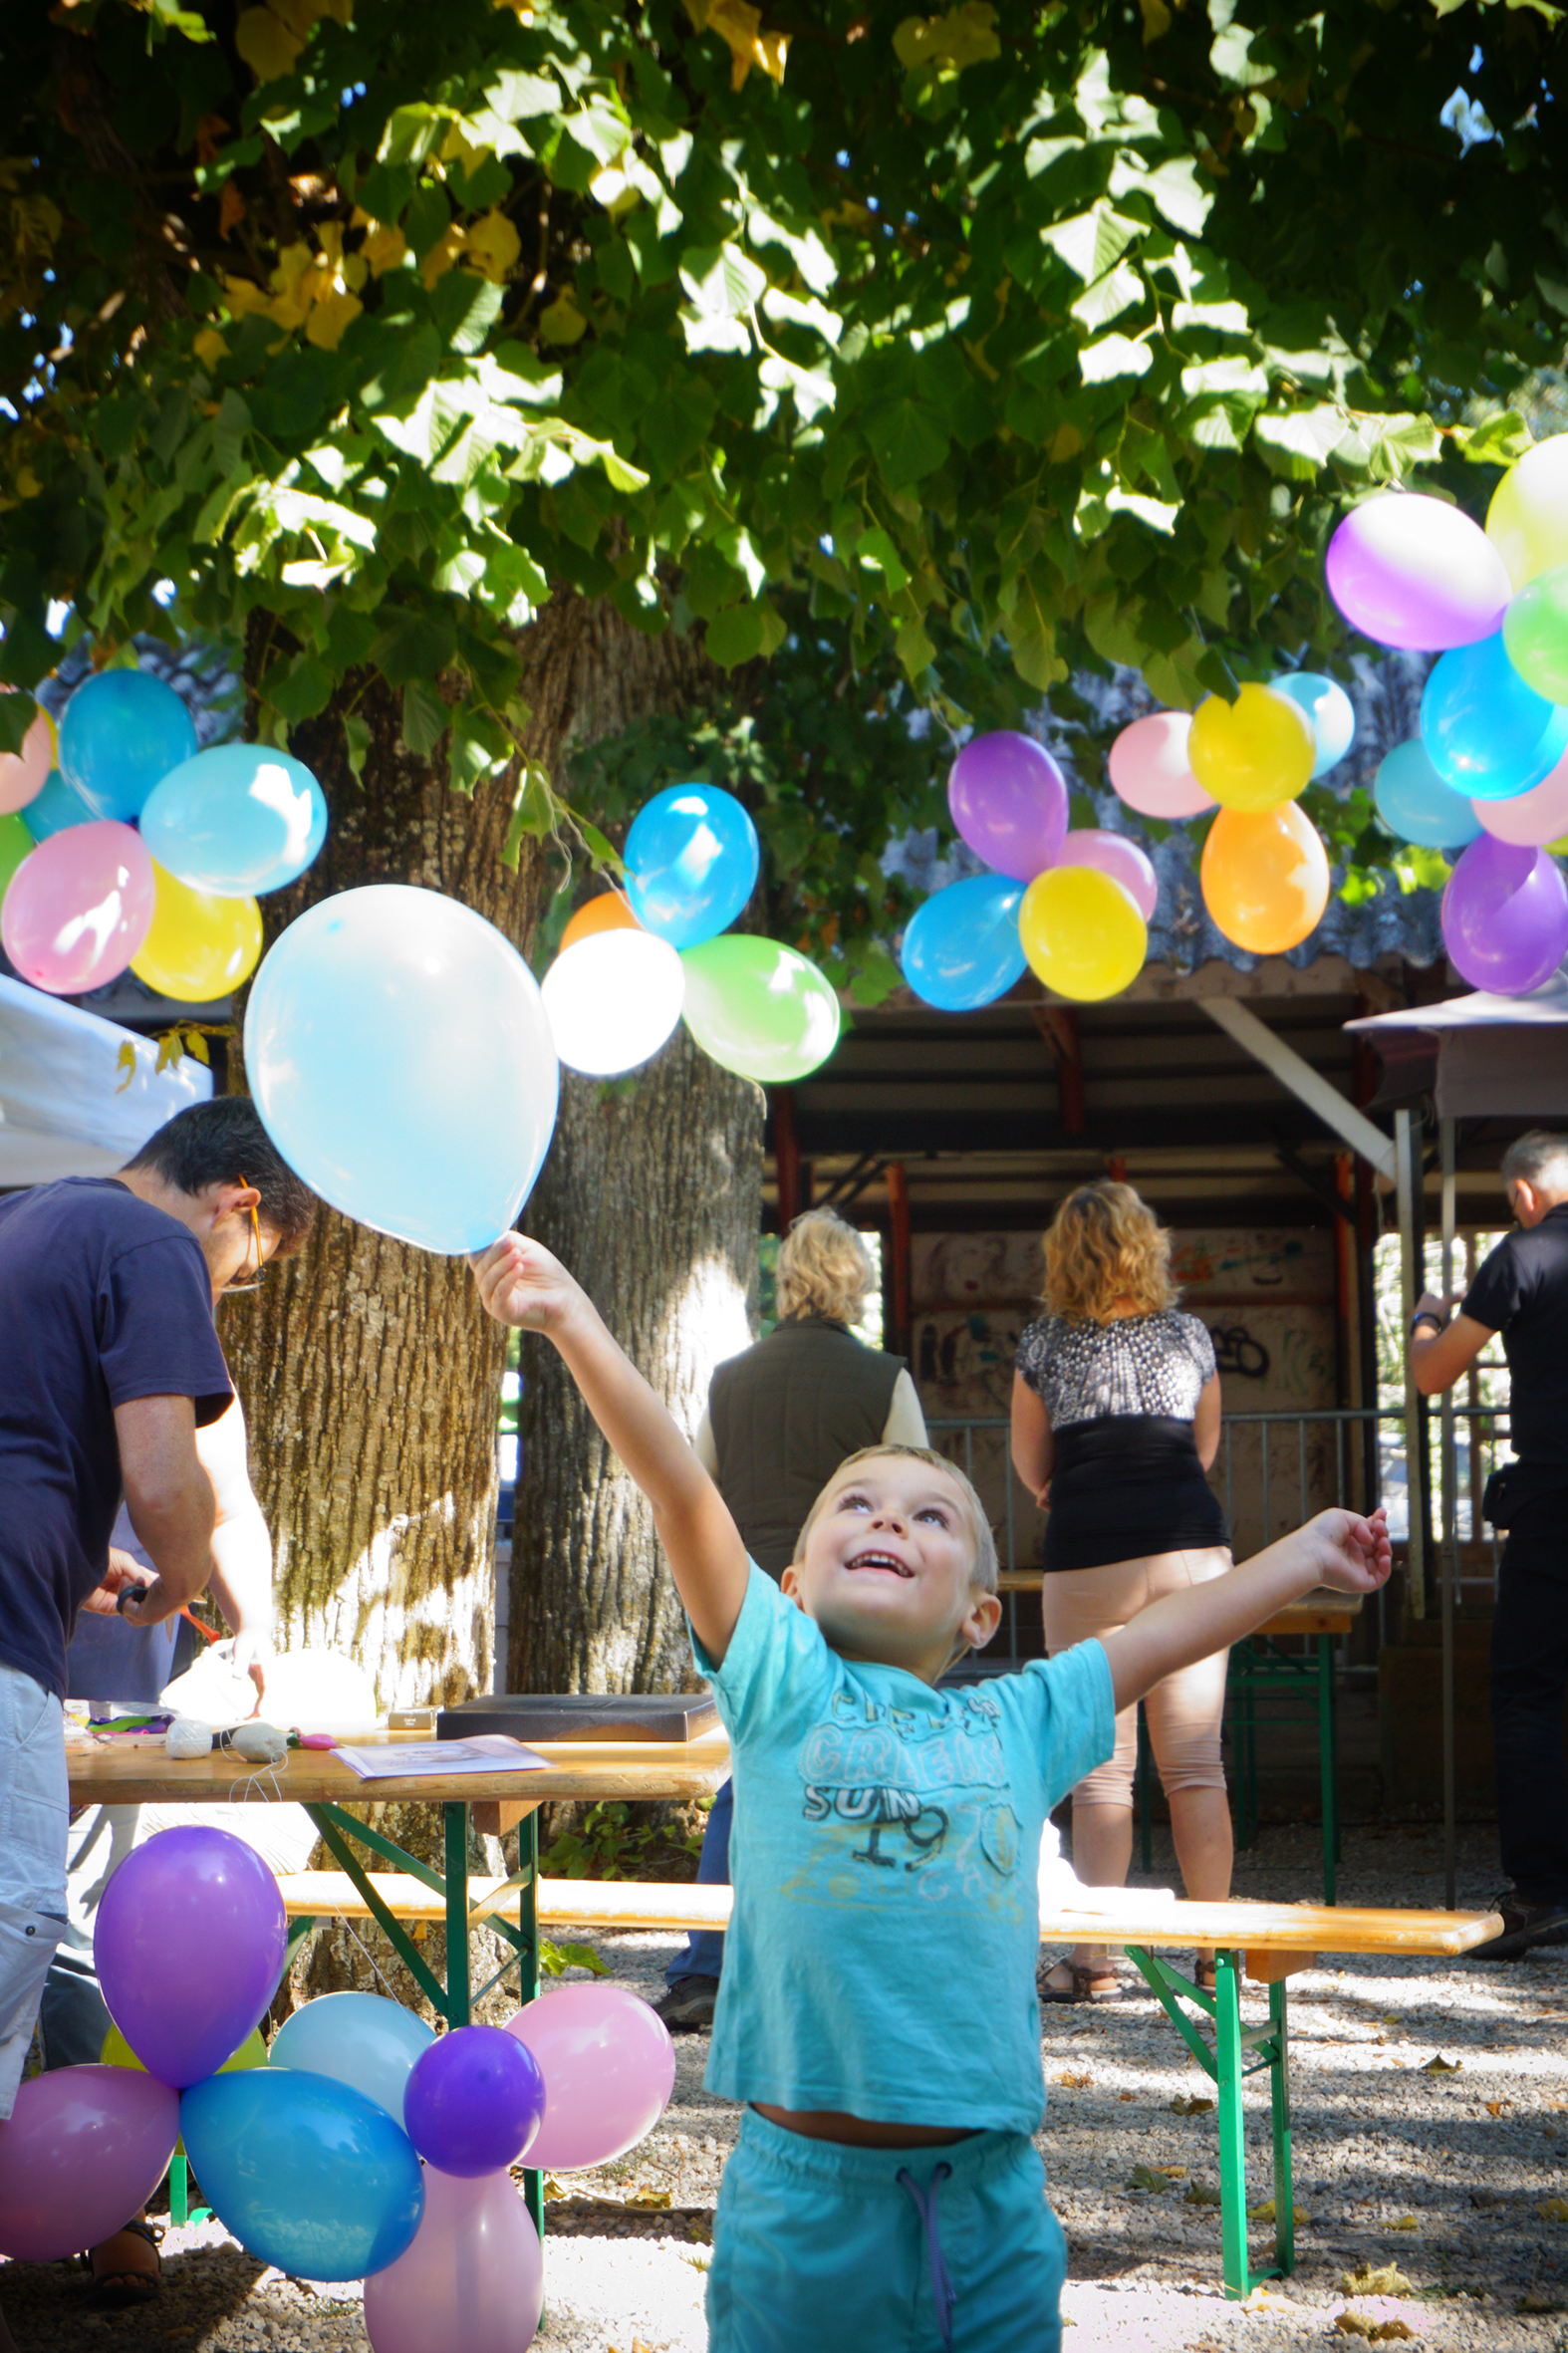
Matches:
[512,1031,763,1695]
[224,595,744,1709]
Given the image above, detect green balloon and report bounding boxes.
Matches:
[1502,560,1568,705]
[0,810,32,908]
[680,934,842,1085]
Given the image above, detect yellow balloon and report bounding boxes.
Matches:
[1486,434,1568,590]
[102,2022,266,2074]
[1018,865,1147,1002]
[1187,684,1315,812]
[131,862,263,1002]
[1200,803,1329,955]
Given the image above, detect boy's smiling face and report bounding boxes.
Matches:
[781,1451,1001,1683]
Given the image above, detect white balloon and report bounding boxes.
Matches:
[541,929,686,1077]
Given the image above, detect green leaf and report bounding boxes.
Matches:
[1006,573,1067,690]
[1071,262,1144,332]
[864,398,949,489]
[0,694,38,757]
[895,611,935,677]
[115,1041,136,1095]
[1041,204,1144,285]
[1454,408,1534,467]
[679,242,769,321]
[856,528,911,595]
[1252,404,1345,479]
[401,676,448,757]
[266,654,334,723]
[705,601,787,669]
[485,68,559,122]
[379,104,457,166]
[431,271,504,355]
[1081,333,1154,383]
[343,711,370,784]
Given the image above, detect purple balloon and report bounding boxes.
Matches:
[94,1828,287,2089]
[946,732,1068,881]
[1326,492,1512,654]
[1055,830,1158,921]
[0,2066,179,2261]
[1441,836,1568,995]
[402,2027,545,2179]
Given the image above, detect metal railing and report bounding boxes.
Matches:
[927,1402,1512,1663]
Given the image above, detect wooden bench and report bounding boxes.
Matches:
[277,1871,1499,2304]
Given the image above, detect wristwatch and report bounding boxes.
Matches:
[1410,1309,1447,1338]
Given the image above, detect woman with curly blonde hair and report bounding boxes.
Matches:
[1010,1180,1230,2003]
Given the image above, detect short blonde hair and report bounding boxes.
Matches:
[777,1206,876,1324]
[1041,1180,1176,1324]
[793,1444,999,1594]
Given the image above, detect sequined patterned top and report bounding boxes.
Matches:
[1014,1311,1216,1428]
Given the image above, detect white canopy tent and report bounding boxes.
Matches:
[0,973,211,1185]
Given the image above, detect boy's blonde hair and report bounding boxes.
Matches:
[1041,1179,1176,1324]
[792,1444,999,1593]
[777,1206,877,1325]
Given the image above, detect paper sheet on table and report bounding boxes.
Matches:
[333,1734,548,1780]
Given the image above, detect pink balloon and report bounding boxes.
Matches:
[0,819,154,993]
[946,732,1068,880]
[0,2065,179,2261]
[1473,744,1568,846]
[0,706,55,816]
[1056,829,1158,921]
[364,2166,542,2353]
[1108,712,1216,820]
[504,1985,674,2172]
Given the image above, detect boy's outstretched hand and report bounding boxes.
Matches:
[1300,1505,1392,1596]
[470,1234,581,1337]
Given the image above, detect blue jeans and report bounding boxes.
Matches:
[664,1774,731,1985]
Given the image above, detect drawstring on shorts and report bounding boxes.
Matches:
[897,2161,956,2352]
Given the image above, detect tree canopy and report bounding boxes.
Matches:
[4,0,1564,925]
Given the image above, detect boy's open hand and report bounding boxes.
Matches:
[470,1234,583,1337]
[1304,1505,1392,1596]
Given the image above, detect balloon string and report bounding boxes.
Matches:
[226,1764,287,1806]
[336,1913,403,2006]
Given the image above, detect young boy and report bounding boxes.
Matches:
[473,1235,1390,2353]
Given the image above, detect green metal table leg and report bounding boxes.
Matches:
[443,1802,471,2028]
[1269,1976,1294,2275]
[1213,1952,1252,2300]
[516,1811,544,2244]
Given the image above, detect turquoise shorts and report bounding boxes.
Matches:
[707,2107,1066,2353]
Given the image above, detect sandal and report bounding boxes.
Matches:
[1192,1956,1217,1994]
[85,2218,163,2311]
[1038,1959,1121,2005]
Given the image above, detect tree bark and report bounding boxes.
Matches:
[224,594,754,1710]
[513,1030,763,1695]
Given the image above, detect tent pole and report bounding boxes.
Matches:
[1395,1110,1427,1622]
[1439,1119,1458,1909]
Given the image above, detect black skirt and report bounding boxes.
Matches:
[1042,1414,1228,1574]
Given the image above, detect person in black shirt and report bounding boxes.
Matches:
[0,1098,314,2332]
[1412,1130,1568,1961]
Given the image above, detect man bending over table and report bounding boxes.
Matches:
[0,1097,314,2342]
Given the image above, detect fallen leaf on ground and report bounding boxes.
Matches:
[1247,2197,1308,2224]
[627,2191,672,2209]
[1160,2164,1187,2178]
[1390,2215,1419,2229]
[1484,2100,1507,2117]
[1341,2264,1413,2296]
[1055,2068,1093,2089]
[1539,2198,1568,2222]
[1171,2093,1215,2115]
[1334,2317,1416,2342]
[1518,2290,1568,2313]
[1117,2090,1137,2103]
[1128,2164,1169,2192]
[1421,2054,1460,2073]
[1184,2180,1222,2207]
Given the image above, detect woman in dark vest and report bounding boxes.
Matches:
[1010,1180,1230,2004]
[655,1206,927,2030]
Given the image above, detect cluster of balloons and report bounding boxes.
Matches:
[0,1827,674,2353]
[0,670,326,999]
[901,691,1352,1010]
[1328,445,1568,994]
[539,782,841,1087]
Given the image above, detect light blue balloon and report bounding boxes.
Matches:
[625,783,759,948]
[180,2069,424,2282]
[1374,740,1483,849]
[901,875,1026,1011]
[1269,672,1356,779]
[1422,633,1568,800]
[21,768,95,843]
[59,669,197,824]
[268,1992,435,2123]
[243,884,559,1255]
[140,743,328,897]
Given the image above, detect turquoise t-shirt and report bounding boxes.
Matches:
[694,1563,1116,2134]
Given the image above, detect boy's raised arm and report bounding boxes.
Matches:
[471,1235,750,1665]
[1098,1508,1391,1715]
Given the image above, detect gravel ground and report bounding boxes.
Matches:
[4,1821,1567,2352]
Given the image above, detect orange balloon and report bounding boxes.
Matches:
[1200,803,1330,954]
[561,891,640,951]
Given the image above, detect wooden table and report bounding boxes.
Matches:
[66,1726,731,2236]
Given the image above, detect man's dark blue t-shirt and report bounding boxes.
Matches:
[1463,1200,1568,1469]
[0,1177,233,1699]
